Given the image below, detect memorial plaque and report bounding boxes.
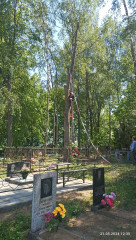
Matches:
[31,171,57,233]
[7,162,30,177]
[41,178,52,198]
[93,167,105,206]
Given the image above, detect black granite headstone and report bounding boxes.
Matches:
[7,162,30,177]
[93,167,105,206]
[41,177,52,198]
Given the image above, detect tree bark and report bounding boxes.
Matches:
[90,107,93,138]
[44,58,50,153]
[77,83,81,148]
[7,94,13,147]
[109,101,111,146]
[7,0,17,147]
[55,107,58,146]
[122,0,136,89]
[85,71,89,156]
[63,22,79,161]
[63,83,71,161]
[40,1,50,154]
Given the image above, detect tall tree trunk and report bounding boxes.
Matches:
[63,82,71,161]
[55,71,59,147]
[7,90,12,147]
[53,102,56,147]
[53,101,58,147]
[122,0,136,89]
[40,1,50,154]
[77,82,81,148]
[63,22,79,161]
[109,101,111,146]
[97,101,101,133]
[85,71,89,157]
[44,58,50,153]
[90,107,93,138]
[7,0,17,147]
[55,107,58,146]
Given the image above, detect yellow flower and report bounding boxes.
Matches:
[56,207,61,212]
[52,209,58,216]
[63,208,66,213]
[61,213,65,218]
[59,203,66,213]
[59,210,63,215]
[52,204,66,219]
[59,203,64,208]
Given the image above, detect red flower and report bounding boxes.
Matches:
[44,213,55,222]
[101,199,106,206]
[107,198,113,207]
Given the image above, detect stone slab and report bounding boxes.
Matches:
[28,228,84,240]
[93,167,105,206]
[5,176,33,185]
[0,178,92,213]
[31,172,57,233]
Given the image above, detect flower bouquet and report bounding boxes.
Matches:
[29,158,36,163]
[44,203,66,232]
[21,167,30,179]
[101,192,116,208]
[38,152,42,156]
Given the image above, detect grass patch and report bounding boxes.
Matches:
[85,162,136,210]
[0,214,31,240]
[57,197,90,222]
[0,161,136,238]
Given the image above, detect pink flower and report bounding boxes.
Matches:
[109,198,114,203]
[106,198,111,205]
[111,192,116,198]
[107,198,114,207]
[102,192,116,208]
[109,195,114,200]
[101,199,106,206]
[38,152,42,156]
[105,195,109,200]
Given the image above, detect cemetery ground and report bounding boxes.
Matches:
[0,162,136,240]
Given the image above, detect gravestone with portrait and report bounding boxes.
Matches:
[92,167,105,209]
[30,171,57,233]
[7,162,30,177]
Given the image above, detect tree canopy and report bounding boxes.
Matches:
[0,0,136,150]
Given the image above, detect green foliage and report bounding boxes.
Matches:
[0,0,136,150]
[104,165,136,210]
[86,163,136,210]
[0,214,31,240]
[59,198,90,221]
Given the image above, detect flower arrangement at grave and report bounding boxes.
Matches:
[101,192,116,208]
[21,167,30,179]
[44,203,66,232]
[29,158,36,163]
[47,165,56,170]
[38,152,42,156]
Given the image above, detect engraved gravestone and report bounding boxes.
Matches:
[93,167,105,206]
[7,162,30,177]
[41,178,52,198]
[31,171,57,233]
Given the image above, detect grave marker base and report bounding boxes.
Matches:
[28,228,84,240]
[91,204,104,212]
